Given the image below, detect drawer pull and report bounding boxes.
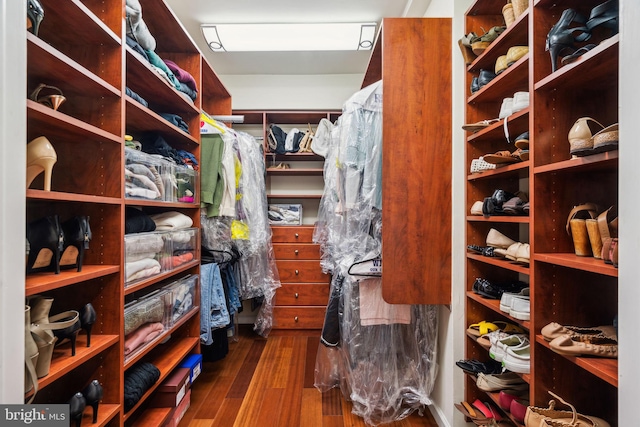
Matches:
[294,250,299,255]
[294,316,299,322]
[295,233,299,238]
[295,270,299,275]
[295,293,299,298]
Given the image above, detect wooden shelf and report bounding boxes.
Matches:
[266,168,324,176]
[467,216,529,223]
[125,97,199,147]
[123,336,199,422]
[26,265,120,296]
[536,336,618,387]
[533,151,618,175]
[26,334,119,396]
[39,0,120,46]
[534,253,618,277]
[265,152,325,162]
[467,253,530,275]
[466,0,512,15]
[26,190,121,204]
[267,194,323,199]
[467,161,529,181]
[466,109,529,143]
[467,291,531,331]
[264,111,338,124]
[124,198,200,209]
[124,261,200,295]
[81,403,120,427]
[534,35,619,92]
[124,307,199,369]
[468,55,529,104]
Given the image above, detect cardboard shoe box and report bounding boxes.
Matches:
[151,367,190,408]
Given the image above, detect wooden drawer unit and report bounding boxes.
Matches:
[276,260,330,283]
[275,283,330,306]
[273,243,320,260]
[273,307,326,329]
[271,225,314,243]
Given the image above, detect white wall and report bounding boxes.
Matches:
[0,0,27,403]
[220,74,363,110]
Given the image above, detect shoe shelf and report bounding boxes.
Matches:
[467,291,531,331]
[266,168,324,176]
[122,336,199,422]
[468,11,529,73]
[467,162,529,181]
[485,391,526,427]
[468,55,530,104]
[26,190,121,205]
[128,407,172,427]
[534,34,619,90]
[467,216,529,224]
[25,334,119,397]
[267,152,326,162]
[81,403,121,427]
[535,336,617,387]
[466,109,529,143]
[533,151,618,175]
[467,253,530,275]
[26,265,120,296]
[125,97,200,148]
[124,259,200,295]
[534,253,618,277]
[27,101,122,146]
[466,0,516,15]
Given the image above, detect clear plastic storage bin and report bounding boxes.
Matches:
[163,274,198,327]
[124,231,170,286]
[164,228,198,271]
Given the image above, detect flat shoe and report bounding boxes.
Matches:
[476,372,528,392]
[514,131,530,149]
[592,123,618,153]
[525,392,611,427]
[462,118,500,132]
[482,150,522,164]
[486,228,516,249]
[549,334,618,358]
[541,322,617,341]
[455,358,503,374]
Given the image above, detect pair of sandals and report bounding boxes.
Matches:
[482,190,529,217]
[472,277,529,300]
[455,399,509,426]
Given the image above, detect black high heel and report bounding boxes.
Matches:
[82,380,103,424]
[80,303,96,347]
[51,311,81,356]
[26,215,64,274]
[546,9,591,72]
[60,216,92,272]
[586,0,619,33]
[27,0,44,36]
[68,392,86,427]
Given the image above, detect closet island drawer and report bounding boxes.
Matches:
[271,226,314,243]
[273,307,326,329]
[275,283,330,306]
[273,243,320,260]
[276,260,330,283]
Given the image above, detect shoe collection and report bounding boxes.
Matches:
[566,204,618,267]
[468,228,530,264]
[69,379,104,426]
[471,189,529,218]
[568,116,618,157]
[542,321,618,359]
[25,298,97,403]
[547,1,619,73]
[27,215,92,275]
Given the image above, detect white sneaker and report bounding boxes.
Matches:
[510,295,531,321]
[499,97,513,119]
[490,334,529,362]
[503,343,530,374]
[500,288,529,313]
[512,91,529,113]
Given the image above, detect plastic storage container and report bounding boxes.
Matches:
[164,228,198,271]
[123,289,171,360]
[163,274,198,327]
[124,231,170,286]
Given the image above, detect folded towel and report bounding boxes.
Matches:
[150,211,193,230]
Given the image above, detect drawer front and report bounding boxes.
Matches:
[273,307,326,329]
[273,243,320,260]
[271,226,314,243]
[276,260,330,283]
[275,283,330,306]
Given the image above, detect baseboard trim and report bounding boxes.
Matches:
[428,403,451,427]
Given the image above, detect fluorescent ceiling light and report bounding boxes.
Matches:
[201,23,377,52]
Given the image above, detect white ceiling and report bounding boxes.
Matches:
[165,0,432,75]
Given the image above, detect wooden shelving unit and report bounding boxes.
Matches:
[24,0,231,424]
[463,0,619,425]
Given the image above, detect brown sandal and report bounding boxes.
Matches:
[483,150,522,164]
[566,203,599,256]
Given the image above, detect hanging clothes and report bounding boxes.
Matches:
[313,81,438,426]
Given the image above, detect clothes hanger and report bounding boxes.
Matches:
[348,256,382,277]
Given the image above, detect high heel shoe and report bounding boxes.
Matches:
[24,306,39,401]
[586,0,619,34]
[26,215,64,274]
[82,380,103,424]
[60,216,92,272]
[29,84,66,111]
[27,0,44,36]
[51,311,81,356]
[68,392,86,427]
[28,296,80,376]
[27,136,57,191]
[80,303,96,347]
[546,9,591,73]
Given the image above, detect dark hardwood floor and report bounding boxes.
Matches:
[179,326,440,427]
